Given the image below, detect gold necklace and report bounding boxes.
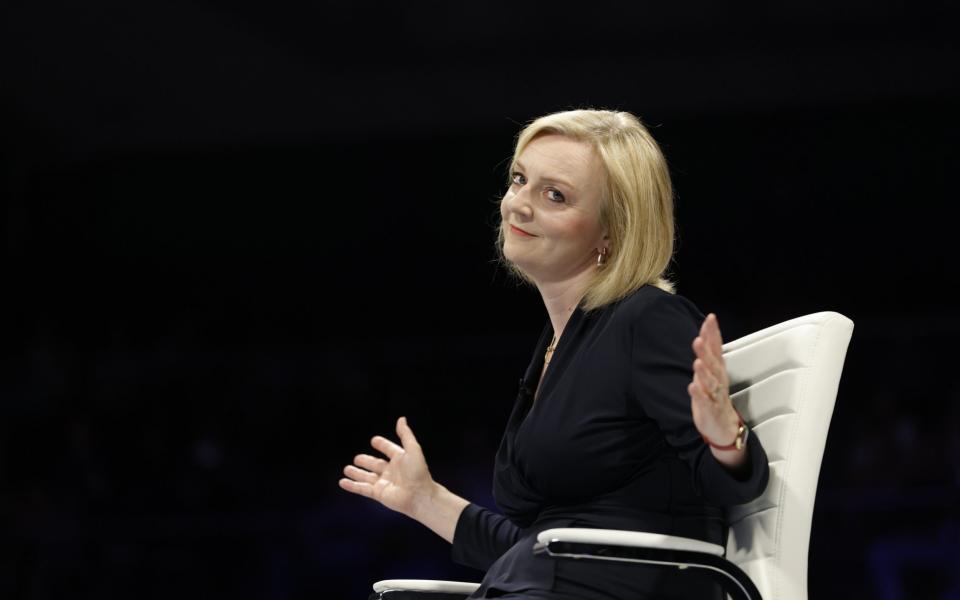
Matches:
[544,334,558,365]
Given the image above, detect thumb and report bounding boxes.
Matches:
[396,416,419,449]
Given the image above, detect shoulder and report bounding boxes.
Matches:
[613,286,705,362]
[615,285,705,331]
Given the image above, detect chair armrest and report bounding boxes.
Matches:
[535,527,724,555]
[371,579,480,599]
[533,528,761,600]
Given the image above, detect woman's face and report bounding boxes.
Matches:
[500,133,608,285]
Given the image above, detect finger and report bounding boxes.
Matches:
[688,380,712,413]
[694,358,717,391]
[694,330,723,367]
[343,464,378,484]
[693,369,721,404]
[692,335,707,359]
[354,453,388,474]
[693,339,729,389]
[699,313,718,349]
[396,416,420,449]
[338,477,374,498]
[371,435,405,460]
[692,336,724,377]
[694,355,726,393]
[703,313,725,356]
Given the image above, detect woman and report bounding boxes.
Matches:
[339,109,769,599]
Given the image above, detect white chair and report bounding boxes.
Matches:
[371,311,854,600]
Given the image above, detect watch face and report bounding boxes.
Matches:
[735,424,748,450]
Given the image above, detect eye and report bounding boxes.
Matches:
[511,171,527,186]
[546,189,566,203]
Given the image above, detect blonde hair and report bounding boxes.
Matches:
[496,109,676,310]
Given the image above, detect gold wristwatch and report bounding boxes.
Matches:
[702,411,749,451]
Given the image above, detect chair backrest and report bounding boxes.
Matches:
[721,312,853,600]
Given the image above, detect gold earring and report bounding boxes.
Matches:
[597,247,609,266]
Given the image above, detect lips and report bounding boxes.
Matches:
[509,224,537,237]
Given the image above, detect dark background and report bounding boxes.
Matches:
[3,1,959,598]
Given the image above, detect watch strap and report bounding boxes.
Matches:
[701,408,748,451]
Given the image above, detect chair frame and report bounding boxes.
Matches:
[532,530,759,600]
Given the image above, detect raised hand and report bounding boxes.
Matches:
[687,313,747,465]
[339,416,437,518]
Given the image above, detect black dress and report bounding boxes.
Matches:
[450,285,770,599]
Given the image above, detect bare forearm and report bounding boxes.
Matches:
[409,482,470,544]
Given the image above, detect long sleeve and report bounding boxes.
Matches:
[450,503,524,571]
[629,292,769,506]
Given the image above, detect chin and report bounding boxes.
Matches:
[505,254,538,277]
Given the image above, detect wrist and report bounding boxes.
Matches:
[711,442,750,472]
[408,479,443,521]
[409,481,470,544]
[702,408,748,451]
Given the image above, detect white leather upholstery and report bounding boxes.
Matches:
[536,527,724,556]
[723,311,853,600]
[372,579,481,594]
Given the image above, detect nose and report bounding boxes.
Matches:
[502,185,534,221]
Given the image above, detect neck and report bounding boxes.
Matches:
[535,269,594,342]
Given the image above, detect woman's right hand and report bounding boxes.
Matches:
[339,416,436,518]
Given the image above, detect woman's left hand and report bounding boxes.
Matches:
[687,313,747,466]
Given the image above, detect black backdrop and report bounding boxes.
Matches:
[3,1,959,598]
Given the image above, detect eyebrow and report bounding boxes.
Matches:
[514,159,577,191]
